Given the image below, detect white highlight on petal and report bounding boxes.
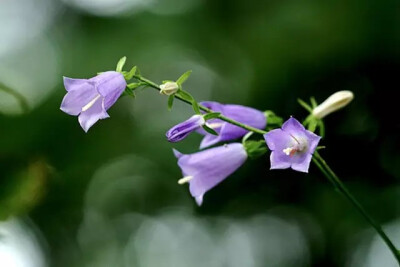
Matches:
[312,90,354,119]
[206,122,224,129]
[178,176,193,185]
[82,94,101,112]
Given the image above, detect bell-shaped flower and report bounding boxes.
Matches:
[166,115,205,142]
[174,143,248,205]
[60,71,127,132]
[264,117,321,173]
[312,90,354,119]
[198,101,267,149]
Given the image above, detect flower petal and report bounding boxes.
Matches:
[282,117,306,135]
[305,131,321,154]
[264,129,293,151]
[92,71,127,110]
[270,151,291,170]
[176,143,247,205]
[63,77,89,92]
[78,98,109,132]
[199,134,221,149]
[291,153,313,173]
[166,115,205,142]
[60,84,98,115]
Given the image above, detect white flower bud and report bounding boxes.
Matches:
[159,81,179,95]
[312,90,354,119]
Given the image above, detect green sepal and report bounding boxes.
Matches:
[203,112,221,120]
[310,97,318,108]
[123,88,135,98]
[307,120,318,132]
[127,82,143,90]
[202,125,218,136]
[297,98,313,113]
[116,56,127,72]
[244,140,268,159]
[176,70,192,85]
[264,110,283,126]
[162,80,175,84]
[167,95,174,111]
[192,101,201,114]
[124,66,137,80]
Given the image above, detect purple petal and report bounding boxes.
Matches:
[199,134,220,149]
[175,143,247,205]
[305,131,321,154]
[78,98,109,132]
[166,115,205,142]
[91,71,127,110]
[60,83,98,115]
[281,117,306,136]
[270,151,291,170]
[173,149,184,159]
[264,129,293,151]
[291,153,313,173]
[200,101,225,113]
[63,77,89,92]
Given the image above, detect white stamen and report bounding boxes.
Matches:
[283,147,294,156]
[178,176,193,184]
[82,94,101,112]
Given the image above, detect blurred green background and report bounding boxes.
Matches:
[0,0,399,266]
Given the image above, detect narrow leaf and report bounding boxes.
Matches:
[310,97,318,108]
[125,66,137,80]
[177,90,194,103]
[297,98,313,113]
[192,101,201,114]
[202,125,218,136]
[167,95,174,111]
[116,56,127,72]
[176,70,192,85]
[203,112,221,120]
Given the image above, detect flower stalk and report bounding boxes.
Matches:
[133,74,400,264]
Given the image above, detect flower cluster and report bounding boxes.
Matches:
[60,60,355,206]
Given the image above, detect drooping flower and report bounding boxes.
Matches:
[166,115,205,142]
[264,117,321,173]
[160,81,179,95]
[198,101,267,149]
[174,143,248,205]
[312,90,354,119]
[60,71,127,132]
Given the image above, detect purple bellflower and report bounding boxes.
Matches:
[174,143,248,205]
[166,115,205,142]
[60,71,127,132]
[264,117,321,173]
[198,101,267,149]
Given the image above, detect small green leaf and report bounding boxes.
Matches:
[297,98,313,113]
[167,95,174,111]
[124,66,137,80]
[202,125,218,136]
[308,120,318,132]
[127,83,143,90]
[176,70,192,85]
[123,88,135,98]
[192,101,201,114]
[244,140,268,159]
[203,112,221,120]
[310,97,318,108]
[116,56,127,72]
[176,90,194,102]
[264,110,283,126]
[318,120,325,137]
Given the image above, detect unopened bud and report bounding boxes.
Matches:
[160,81,179,95]
[312,91,354,119]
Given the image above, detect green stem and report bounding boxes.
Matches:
[136,74,400,263]
[0,82,29,113]
[135,76,267,135]
[313,151,400,264]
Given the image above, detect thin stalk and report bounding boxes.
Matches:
[313,151,400,264]
[136,74,400,263]
[135,76,267,135]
